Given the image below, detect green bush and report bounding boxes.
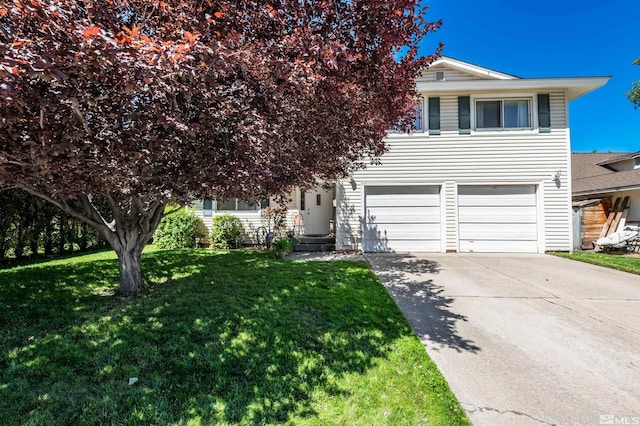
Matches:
[154,210,208,249]
[211,214,244,249]
[272,237,295,258]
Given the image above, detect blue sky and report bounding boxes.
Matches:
[418,0,639,153]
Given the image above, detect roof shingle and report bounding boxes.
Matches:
[572,153,640,195]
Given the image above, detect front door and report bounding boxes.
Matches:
[302,187,333,235]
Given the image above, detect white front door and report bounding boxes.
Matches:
[303,187,333,235]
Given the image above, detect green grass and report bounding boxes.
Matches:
[0,249,468,425]
[553,251,640,275]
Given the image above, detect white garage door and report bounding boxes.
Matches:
[363,186,441,252]
[458,185,538,253]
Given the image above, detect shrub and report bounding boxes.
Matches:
[272,237,295,258]
[211,214,244,249]
[261,206,289,237]
[155,210,208,249]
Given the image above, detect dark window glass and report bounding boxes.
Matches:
[217,199,236,210]
[203,199,213,217]
[476,100,502,128]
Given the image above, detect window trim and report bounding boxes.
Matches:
[474,97,532,131]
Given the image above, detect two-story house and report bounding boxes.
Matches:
[194,57,609,253]
[335,57,608,253]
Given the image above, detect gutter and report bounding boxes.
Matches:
[573,184,640,197]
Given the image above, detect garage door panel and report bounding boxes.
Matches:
[458,197,536,207]
[366,186,440,197]
[366,198,439,207]
[459,239,538,253]
[364,224,441,240]
[367,206,440,222]
[458,185,536,197]
[458,223,537,240]
[366,191,439,207]
[364,239,441,253]
[458,206,537,223]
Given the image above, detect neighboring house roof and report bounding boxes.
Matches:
[418,57,610,102]
[572,153,640,196]
[595,151,640,166]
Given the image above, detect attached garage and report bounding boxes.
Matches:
[458,185,539,253]
[363,185,441,252]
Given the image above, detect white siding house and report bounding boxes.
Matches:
[336,57,609,253]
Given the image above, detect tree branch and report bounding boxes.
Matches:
[105,194,127,241]
[70,97,90,134]
[163,204,184,217]
[16,185,105,231]
[140,201,166,247]
[77,194,116,232]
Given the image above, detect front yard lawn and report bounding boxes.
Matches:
[0,249,468,425]
[553,251,640,275]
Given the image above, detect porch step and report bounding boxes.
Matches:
[294,235,336,252]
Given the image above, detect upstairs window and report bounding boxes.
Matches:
[413,98,424,131]
[387,99,424,133]
[476,99,530,129]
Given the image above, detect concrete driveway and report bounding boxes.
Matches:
[366,253,640,426]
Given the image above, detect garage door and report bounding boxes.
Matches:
[363,186,441,252]
[458,185,538,253]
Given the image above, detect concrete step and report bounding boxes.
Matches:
[293,234,336,252]
[293,243,336,252]
[295,235,335,245]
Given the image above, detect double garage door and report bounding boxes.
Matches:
[363,184,538,253]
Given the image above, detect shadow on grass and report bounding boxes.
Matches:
[0,249,414,424]
[366,253,480,353]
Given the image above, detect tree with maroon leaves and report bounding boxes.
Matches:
[0,0,441,296]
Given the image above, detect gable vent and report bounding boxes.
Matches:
[435,71,445,81]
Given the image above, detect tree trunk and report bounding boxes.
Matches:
[17,189,168,298]
[78,222,88,251]
[115,246,145,297]
[44,221,53,256]
[88,197,167,297]
[15,220,25,259]
[0,227,7,262]
[68,221,75,253]
[57,216,66,254]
